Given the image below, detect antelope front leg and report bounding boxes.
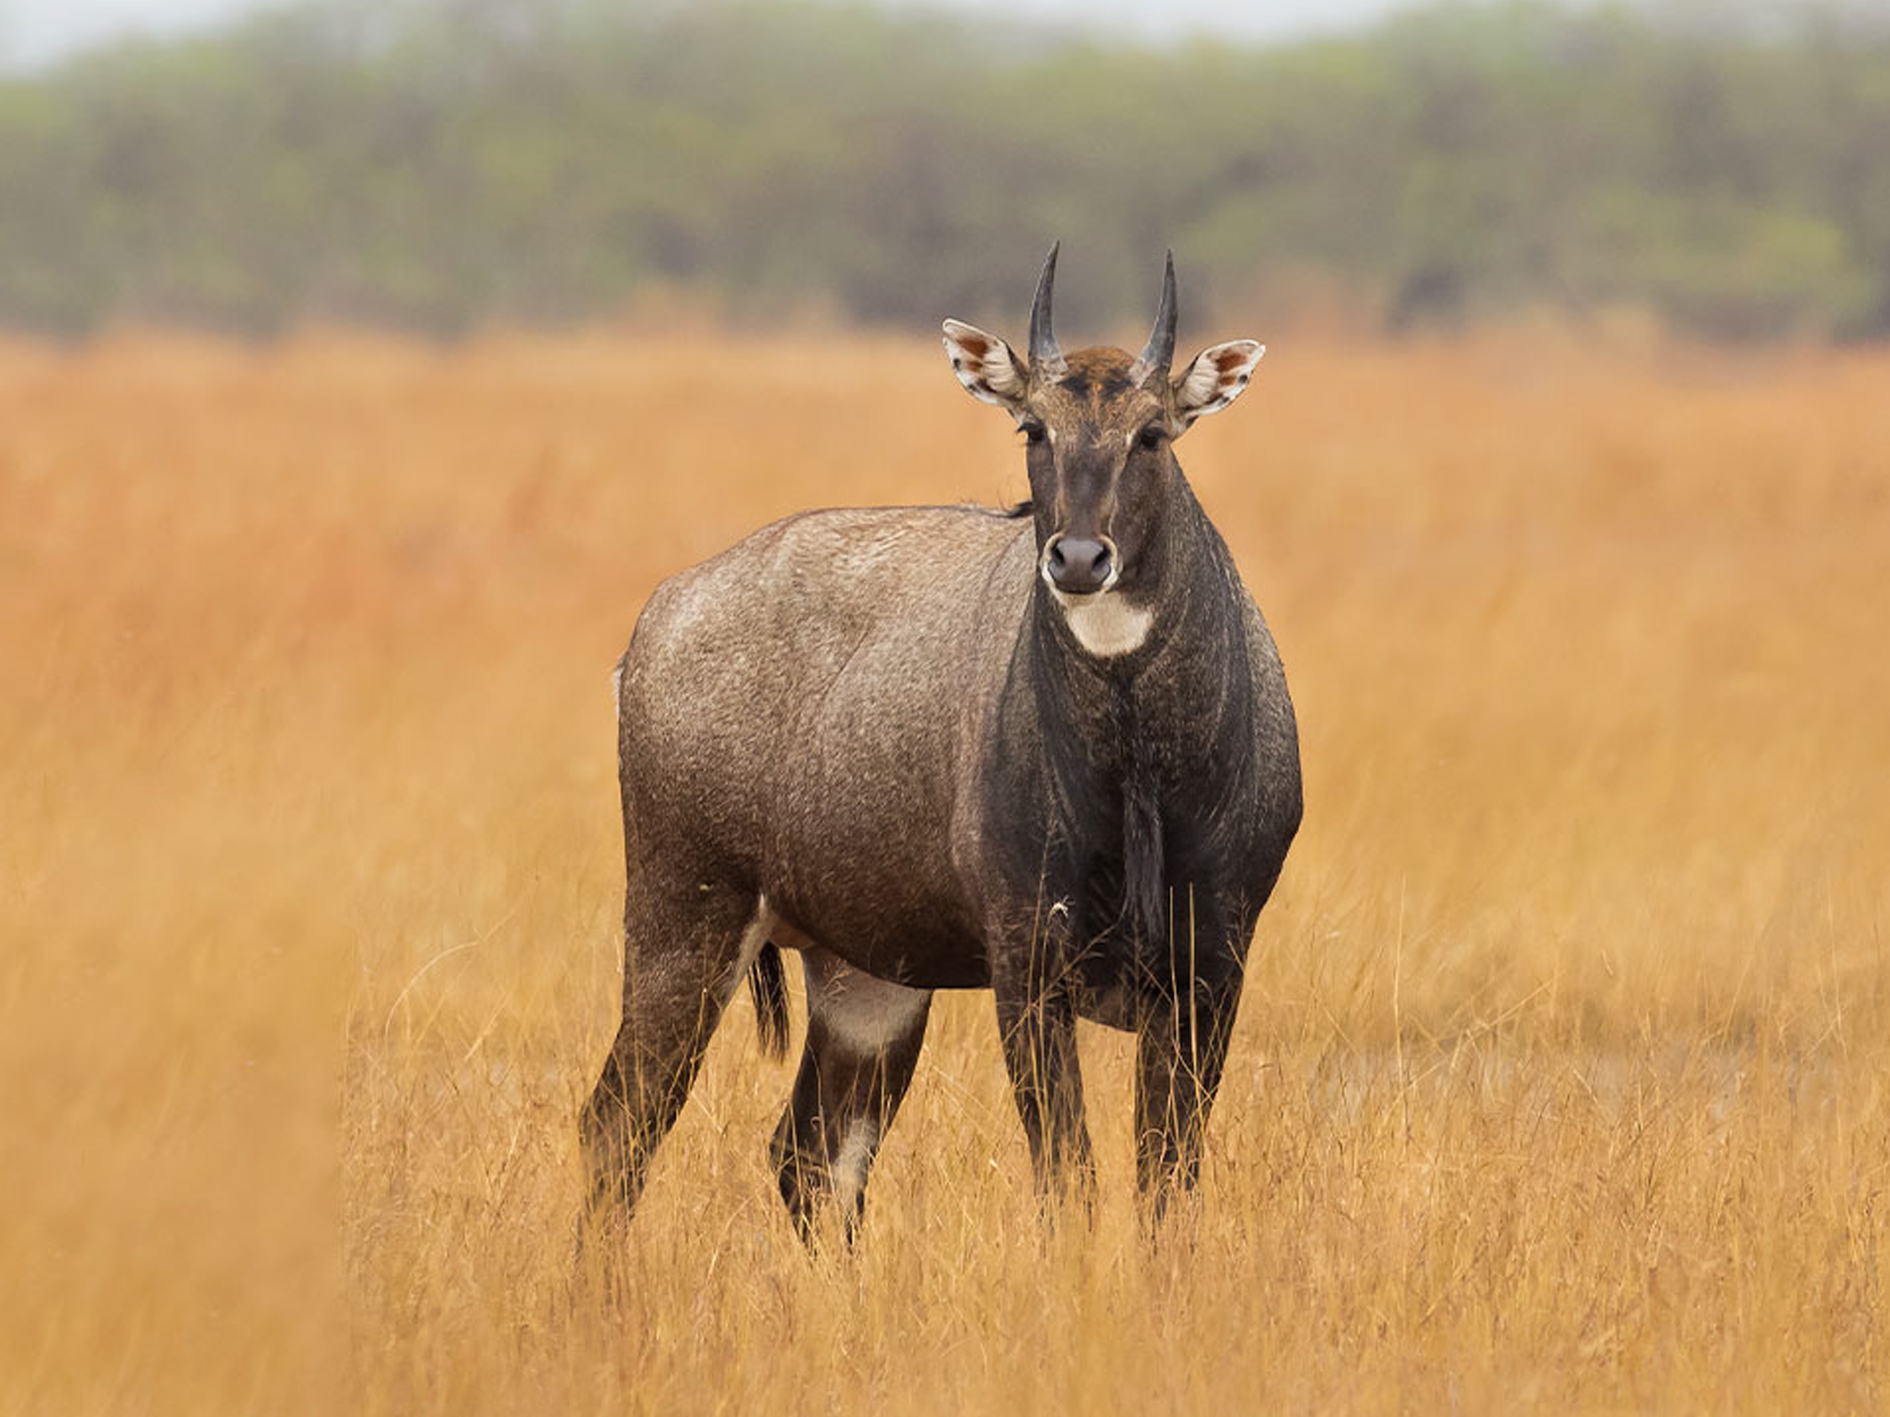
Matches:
[1133,963,1242,1220]
[991,932,1094,1206]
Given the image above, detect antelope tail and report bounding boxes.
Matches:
[747,941,790,1059]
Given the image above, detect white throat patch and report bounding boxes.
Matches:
[1050,589,1154,657]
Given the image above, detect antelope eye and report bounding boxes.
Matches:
[1136,424,1167,450]
[1020,420,1047,445]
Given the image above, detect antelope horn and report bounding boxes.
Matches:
[1133,250,1178,385]
[1027,242,1066,377]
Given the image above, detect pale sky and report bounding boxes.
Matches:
[0,0,1420,70]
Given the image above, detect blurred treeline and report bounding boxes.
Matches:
[2,0,1889,340]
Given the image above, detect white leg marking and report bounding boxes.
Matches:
[1049,588,1154,657]
[832,1118,877,1210]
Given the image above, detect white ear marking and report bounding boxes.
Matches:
[943,319,1027,408]
[1173,340,1264,426]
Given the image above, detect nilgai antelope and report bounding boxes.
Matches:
[581,247,1301,1237]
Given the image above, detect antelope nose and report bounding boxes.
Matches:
[1045,535,1113,594]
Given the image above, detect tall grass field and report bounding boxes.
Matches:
[3,328,1886,1413]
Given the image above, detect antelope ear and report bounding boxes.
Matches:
[942,320,1029,411]
[1172,340,1265,428]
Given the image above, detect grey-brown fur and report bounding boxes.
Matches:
[581,251,1301,1237]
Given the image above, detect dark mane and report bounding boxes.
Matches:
[961,499,1033,519]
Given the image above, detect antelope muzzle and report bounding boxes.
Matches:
[1042,533,1117,596]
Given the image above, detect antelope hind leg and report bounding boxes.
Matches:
[581,873,773,1222]
[770,947,932,1244]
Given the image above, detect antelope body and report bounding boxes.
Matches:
[581,249,1301,1235]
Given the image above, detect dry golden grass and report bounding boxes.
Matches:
[3,326,1887,1414]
